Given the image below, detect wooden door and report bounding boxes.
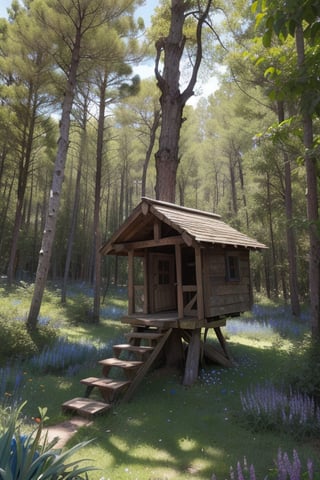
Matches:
[150,254,176,312]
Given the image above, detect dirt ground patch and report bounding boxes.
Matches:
[44,416,92,448]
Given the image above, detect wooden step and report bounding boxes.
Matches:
[125,331,163,345]
[80,377,131,402]
[62,397,110,418]
[99,358,143,379]
[122,328,172,403]
[113,344,154,360]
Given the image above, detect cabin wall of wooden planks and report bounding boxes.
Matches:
[203,246,252,318]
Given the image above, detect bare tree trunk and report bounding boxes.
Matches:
[229,153,237,214]
[27,29,81,330]
[266,171,279,297]
[238,151,249,230]
[296,25,320,335]
[7,88,37,285]
[277,101,300,316]
[141,108,160,197]
[61,102,88,304]
[0,174,15,258]
[154,0,212,202]
[92,73,108,323]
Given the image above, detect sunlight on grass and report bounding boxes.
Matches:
[126,416,143,427]
[230,336,293,350]
[178,436,197,451]
[0,286,318,480]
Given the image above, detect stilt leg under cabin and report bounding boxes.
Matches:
[120,313,233,387]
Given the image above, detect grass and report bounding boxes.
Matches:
[0,284,319,479]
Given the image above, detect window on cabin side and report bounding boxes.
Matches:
[226,254,240,281]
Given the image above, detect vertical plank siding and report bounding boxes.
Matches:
[203,247,251,318]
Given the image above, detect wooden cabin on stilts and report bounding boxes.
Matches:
[62,197,266,417]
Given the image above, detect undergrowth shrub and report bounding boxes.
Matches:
[0,320,38,365]
[240,382,320,439]
[0,320,58,366]
[286,339,320,399]
[29,324,58,351]
[64,294,95,324]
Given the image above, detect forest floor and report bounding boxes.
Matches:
[45,416,92,448]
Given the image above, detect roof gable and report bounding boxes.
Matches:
[100,197,266,254]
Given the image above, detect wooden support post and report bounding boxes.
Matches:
[128,251,134,315]
[175,244,184,318]
[195,247,204,320]
[214,326,230,359]
[143,250,149,314]
[164,330,184,368]
[183,328,201,386]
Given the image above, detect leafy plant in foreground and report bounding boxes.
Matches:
[0,402,96,479]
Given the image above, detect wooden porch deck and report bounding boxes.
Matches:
[121,311,226,330]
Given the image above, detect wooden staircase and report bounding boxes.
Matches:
[62,326,172,418]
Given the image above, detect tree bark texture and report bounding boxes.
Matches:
[7,87,37,285]
[27,28,81,329]
[154,0,212,202]
[277,101,300,317]
[61,105,88,304]
[295,25,320,335]
[92,73,108,323]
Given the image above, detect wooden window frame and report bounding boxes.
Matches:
[225,252,240,282]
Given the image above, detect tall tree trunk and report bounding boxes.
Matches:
[7,88,37,285]
[92,73,108,323]
[0,174,15,252]
[61,106,88,304]
[27,29,81,330]
[141,108,160,197]
[266,171,279,296]
[237,151,249,230]
[154,0,212,202]
[295,25,320,335]
[229,153,237,214]
[277,101,300,316]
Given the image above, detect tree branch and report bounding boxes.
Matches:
[181,0,212,104]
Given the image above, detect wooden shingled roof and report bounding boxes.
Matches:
[100,197,267,254]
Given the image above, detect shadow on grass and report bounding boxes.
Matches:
[66,342,319,480]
